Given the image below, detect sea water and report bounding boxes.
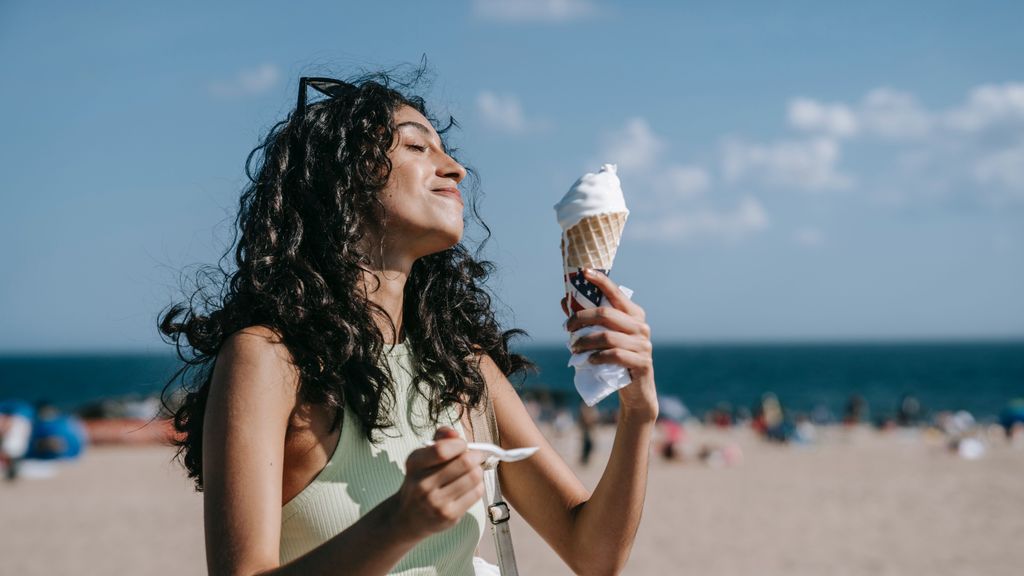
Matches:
[1,341,1021,421]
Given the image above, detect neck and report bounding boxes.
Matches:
[358,244,415,345]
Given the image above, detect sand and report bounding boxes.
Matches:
[1,424,1022,575]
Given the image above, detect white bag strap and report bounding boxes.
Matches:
[470,393,519,576]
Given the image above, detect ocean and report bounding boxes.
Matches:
[1,341,1022,421]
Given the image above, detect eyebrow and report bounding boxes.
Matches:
[396,121,447,152]
[396,121,433,136]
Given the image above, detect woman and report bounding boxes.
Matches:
[160,70,657,576]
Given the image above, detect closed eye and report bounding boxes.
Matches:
[406,144,428,153]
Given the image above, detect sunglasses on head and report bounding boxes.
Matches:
[295,77,356,117]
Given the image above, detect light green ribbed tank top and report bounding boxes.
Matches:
[279,341,486,574]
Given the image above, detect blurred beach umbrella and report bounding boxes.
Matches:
[658,395,688,421]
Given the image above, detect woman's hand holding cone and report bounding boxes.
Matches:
[564,268,658,422]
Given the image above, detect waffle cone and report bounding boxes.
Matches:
[561,212,627,271]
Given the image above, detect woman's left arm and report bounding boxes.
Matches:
[481,268,657,576]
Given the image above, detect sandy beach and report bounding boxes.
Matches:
[2,424,1022,575]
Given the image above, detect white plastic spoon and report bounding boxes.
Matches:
[423,440,539,463]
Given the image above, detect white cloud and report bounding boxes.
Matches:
[790,89,933,142]
[600,117,665,171]
[722,137,853,191]
[778,83,1024,206]
[632,196,769,243]
[599,81,1024,240]
[793,227,824,248]
[656,164,710,200]
[974,142,1024,192]
[945,83,1024,132]
[473,0,597,22]
[208,63,280,99]
[593,118,768,244]
[859,88,932,140]
[476,91,529,133]
[788,98,858,138]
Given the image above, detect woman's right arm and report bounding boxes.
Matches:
[203,327,484,576]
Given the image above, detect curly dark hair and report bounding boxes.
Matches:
[159,68,531,491]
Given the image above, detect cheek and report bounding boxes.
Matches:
[378,170,418,215]
[391,159,415,184]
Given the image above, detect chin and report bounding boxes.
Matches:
[415,224,463,257]
[436,225,464,251]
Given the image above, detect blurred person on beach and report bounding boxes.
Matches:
[792,414,816,444]
[734,405,753,427]
[706,401,733,428]
[843,394,868,426]
[655,395,687,461]
[656,418,684,461]
[896,394,922,427]
[999,399,1024,443]
[578,403,598,465]
[0,400,34,481]
[159,67,657,576]
[753,393,792,442]
[26,402,87,461]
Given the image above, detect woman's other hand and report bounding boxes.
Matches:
[565,269,658,422]
[391,427,485,541]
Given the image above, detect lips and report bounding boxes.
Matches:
[432,187,463,205]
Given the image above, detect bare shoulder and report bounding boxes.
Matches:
[477,354,514,394]
[221,325,298,375]
[213,325,301,404]
[225,324,288,356]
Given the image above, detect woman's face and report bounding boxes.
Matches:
[377,105,467,259]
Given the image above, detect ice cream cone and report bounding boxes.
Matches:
[556,164,628,311]
[555,164,633,405]
[561,211,628,270]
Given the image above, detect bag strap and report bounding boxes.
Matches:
[469,393,520,576]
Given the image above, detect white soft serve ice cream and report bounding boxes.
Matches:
[553,163,629,231]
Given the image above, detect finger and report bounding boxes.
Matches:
[588,348,651,370]
[451,478,486,510]
[435,479,487,524]
[408,426,466,474]
[407,436,466,473]
[582,268,643,318]
[566,306,645,335]
[434,426,459,441]
[560,296,570,318]
[572,330,650,355]
[436,461,484,496]
[427,451,481,490]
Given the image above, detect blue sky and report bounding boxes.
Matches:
[1,0,1023,352]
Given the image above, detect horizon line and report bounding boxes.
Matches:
[3,334,1024,358]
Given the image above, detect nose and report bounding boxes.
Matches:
[438,152,467,184]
